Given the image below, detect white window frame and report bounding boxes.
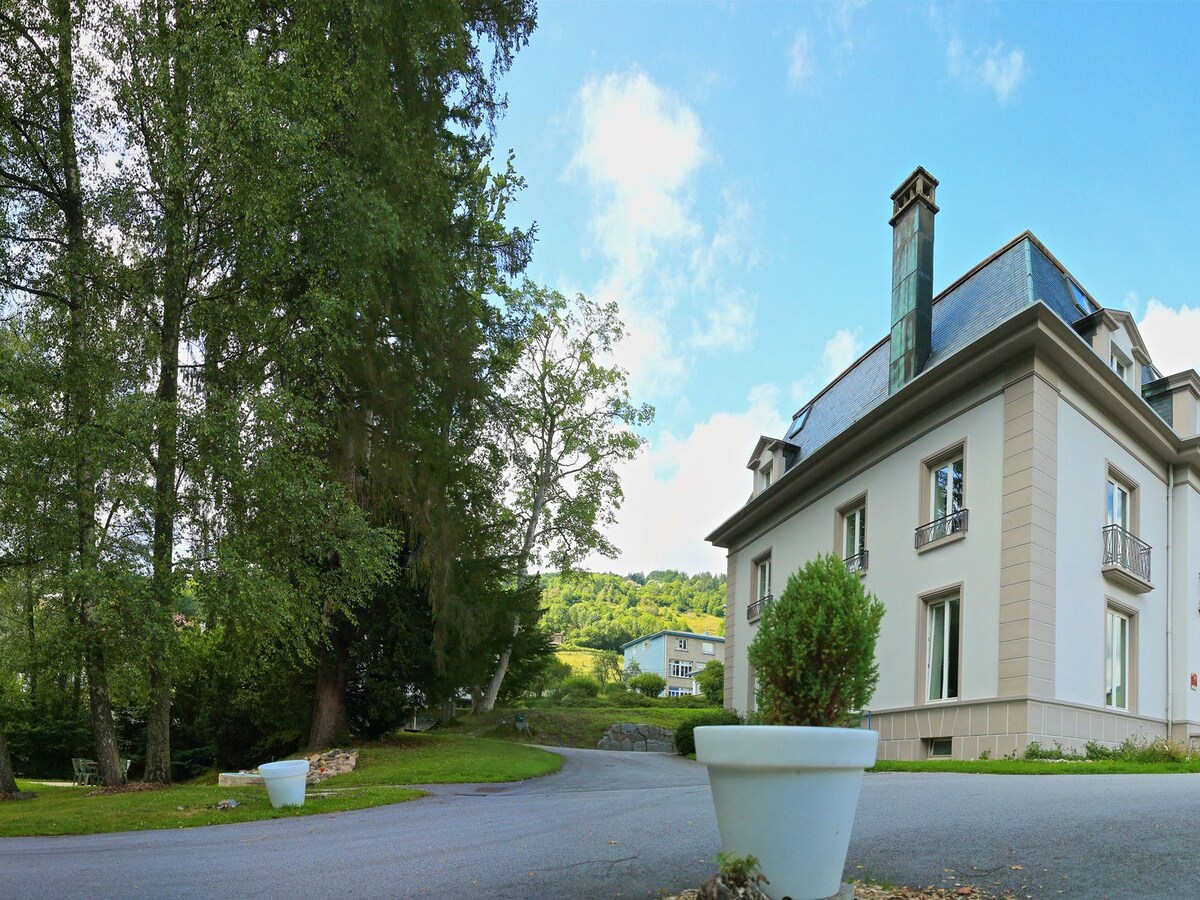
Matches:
[1110,348,1132,385]
[701,641,715,655]
[675,637,688,651]
[670,659,693,678]
[758,461,773,493]
[931,455,965,522]
[756,558,771,600]
[667,686,689,697]
[1107,478,1130,532]
[1106,607,1130,711]
[926,595,960,702]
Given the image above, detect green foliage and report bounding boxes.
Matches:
[673,709,744,756]
[628,672,667,697]
[713,851,768,893]
[591,650,623,685]
[539,571,725,651]
[693,659,725,705]
[748,555,884,727]
[1024,735,1199,764]
[558,675,602,700]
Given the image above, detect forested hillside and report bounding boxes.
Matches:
[540,571,725,651]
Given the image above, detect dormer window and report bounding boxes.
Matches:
[758,461,773,492]
[1110,348,1132,386]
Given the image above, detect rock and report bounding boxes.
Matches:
[216,799,239,810]
[595,723,675,752]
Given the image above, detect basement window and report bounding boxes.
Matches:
[927,738,953,758]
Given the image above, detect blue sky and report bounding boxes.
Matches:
[490,1,1200,575]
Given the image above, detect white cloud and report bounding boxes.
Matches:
[570,69,705,284]
[567,70,761,402]
[588,385,789,575]
[788,30,815,88]
[827,1,867,58]
[948,37,1027,104]
[1138,299,1200,376]
[822,327,864,377]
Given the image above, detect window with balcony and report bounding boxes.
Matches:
[917,447,967,549]
[1102,470,1152,592]
[841,501,868,574]
[748,554,772,621]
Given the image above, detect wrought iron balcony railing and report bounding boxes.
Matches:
[747,594,773,622]
[844,550,869,574]
[1102,524,1152,585]
[915,508,969,549]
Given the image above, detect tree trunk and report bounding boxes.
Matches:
[479,617,519,713]
[144,667,172,783]
[54,0,124,788]
[0,723,18,795]
[307,636,348,751]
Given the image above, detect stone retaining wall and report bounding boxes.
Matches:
[596,723,675,752]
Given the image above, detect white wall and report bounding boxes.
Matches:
[1054,389,1168,718]
[728,376,1006,714]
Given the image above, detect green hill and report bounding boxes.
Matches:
[540,570,725,652]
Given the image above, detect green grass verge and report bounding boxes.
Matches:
[871,758,1200,775]
[0,734,561,837]
[460,706,711,748]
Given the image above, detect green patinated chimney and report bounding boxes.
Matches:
[888,167,939,394]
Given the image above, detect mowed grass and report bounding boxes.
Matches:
[465,706,710,748]
[0,734,561,837]
[871,758,1200,775]
[554,647,609,677]
[679,612,723,636]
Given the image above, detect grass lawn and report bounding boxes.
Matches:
[871,758,1200,775]
[0,734,561,837]
[462,706,712,748]
[554,647,610,677]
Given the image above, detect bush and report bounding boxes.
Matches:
[693,659,724,705]
[674,709,744,756]
[559,675,601,699]
[748,554,884,727]
[602,682,628,697]
[628,672,667,697]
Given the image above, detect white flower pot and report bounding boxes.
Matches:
[695,725,878,900]
[258,759,310,809]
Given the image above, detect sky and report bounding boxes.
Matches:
[488,1,1200,577]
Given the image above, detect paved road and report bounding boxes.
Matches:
[5,751,1200,898]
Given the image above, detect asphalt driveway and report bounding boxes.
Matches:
[5,749,1200,898]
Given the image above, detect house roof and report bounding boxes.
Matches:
[707,231,1194,548]
[782,232,1099,464]
[619,629,726,651]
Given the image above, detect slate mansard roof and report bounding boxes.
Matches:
[779,231,1145,466]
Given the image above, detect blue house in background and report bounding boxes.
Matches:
[620,630,725,697]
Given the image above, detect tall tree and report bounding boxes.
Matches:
[0,721,17,794]
[0,0,131,786]
[479,283,653,712]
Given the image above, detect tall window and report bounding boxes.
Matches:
[932,456,964,522]
[1106,607,1129,710]
[756,558,771,600]
[1107,479,1130,531]
[927,595,960,701]
[844,504,864,561]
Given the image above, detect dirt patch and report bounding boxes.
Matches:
[854,886,1011,899]
[84,781,167,797]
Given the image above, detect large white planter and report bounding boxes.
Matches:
[258,759,309,809]
[695,725,878,900]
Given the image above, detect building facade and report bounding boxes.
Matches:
[621,630,725,696]
[708,168,1200,760]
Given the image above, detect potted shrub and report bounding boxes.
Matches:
[696,554,885,900]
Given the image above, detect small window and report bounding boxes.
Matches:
[1110,350,1131,385]
[643,640,650,651]
[1105,607,1130,710]
[702,641,715,655]
[786,405,811,440]
[926,594,960,702]
[927,737,953,758]
[758,461,773,492]
[675,637,688,651]
[1070,280,1098,315]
